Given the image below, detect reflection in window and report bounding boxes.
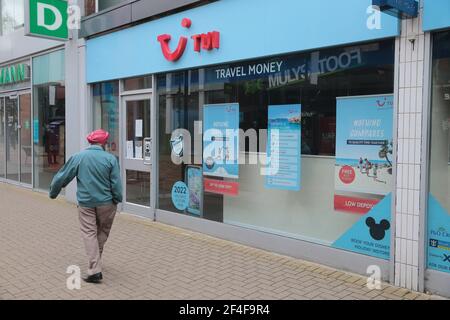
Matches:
[429,31,450,211]
[33,50,65,191]
[1,0,24,36]
[93,82,120,157]
[84,0,126,16]
[157,39,395,245]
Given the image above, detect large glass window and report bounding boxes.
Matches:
[33,50,65,191]
[158,40,395,253]
[428,31,450,275]
[0,0,24,36]
[84,0,126,16]
[92,81,119,157]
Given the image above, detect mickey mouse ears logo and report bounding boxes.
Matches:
[366,217,390,241]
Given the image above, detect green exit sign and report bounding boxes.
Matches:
[25,0,69,40]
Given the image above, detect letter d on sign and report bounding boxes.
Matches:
[37,3,63,31]
[26,0,69,40]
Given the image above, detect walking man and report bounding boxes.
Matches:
[49,129,123,284]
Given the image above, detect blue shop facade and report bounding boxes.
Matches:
[79,0,450,296]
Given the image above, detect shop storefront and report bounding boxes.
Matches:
[85,0,401,277]
[32,49,66,191]
[0,60,32,186]
[0,48,66,191]
[422,0,450,297]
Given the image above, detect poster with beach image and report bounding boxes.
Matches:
[335,95,394,214]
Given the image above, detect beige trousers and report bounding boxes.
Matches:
[78,204,117,276]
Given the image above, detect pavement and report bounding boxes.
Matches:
[0,183,446,300]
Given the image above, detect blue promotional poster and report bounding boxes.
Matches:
[265,105,302,191]
[332,194,392,260]
[335,95,394,215]
[428,195,450,274]
[186,166,203,216]
[171,181,189,211]
[332,95,394,260]
[203,103,239,179]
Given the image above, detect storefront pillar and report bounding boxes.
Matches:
[392,5,430,292]
[64,0,88,204]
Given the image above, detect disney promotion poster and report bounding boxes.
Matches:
[203,103,239,179]
[332,95,394,260]
[334,95,394,214]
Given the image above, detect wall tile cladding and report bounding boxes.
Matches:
[394,13,425,292]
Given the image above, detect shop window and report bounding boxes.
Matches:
[0,0,24,36]
[32,50,65,191]
[84,0,126,16]
[92,81,119,157]
[428,31,450,275]
[123,76,152,92]
[157,40,395,258]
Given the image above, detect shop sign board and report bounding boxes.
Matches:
[0,64,30,86]
[334,95,394,214]
[157,18,220,62]
[265,105,302,191]
[203,103,239,179]
[25,0,69,40]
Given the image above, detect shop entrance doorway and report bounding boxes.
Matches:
[0,91,32,186]
[120,94,155,217]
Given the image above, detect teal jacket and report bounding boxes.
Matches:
[49,146,123,208]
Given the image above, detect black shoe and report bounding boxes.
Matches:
[83,272,103,284]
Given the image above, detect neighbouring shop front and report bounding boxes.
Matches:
[422,0,450,297]
[85,0,401,277]
[0,60,32,186]
[0,49,66,191]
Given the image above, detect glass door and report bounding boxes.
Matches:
[0,92,32,185]
[5,95,19,182]
[121,94,153,216]
[19,93,32,185]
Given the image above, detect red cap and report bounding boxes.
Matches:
[87,129,110,145]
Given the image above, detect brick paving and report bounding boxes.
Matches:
[0,183,446,300]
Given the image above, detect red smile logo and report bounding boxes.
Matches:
[157,18,220,62]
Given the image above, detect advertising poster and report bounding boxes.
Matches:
[171,181,189,211]
[332,194,391,260]
[204,179,239,197]
[335,95,394,214]
[265,104,302,191]
[186,166,203,216]
[203,103,239,179]
[428,195,450,274]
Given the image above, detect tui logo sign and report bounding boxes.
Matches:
[157,18,220,62]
